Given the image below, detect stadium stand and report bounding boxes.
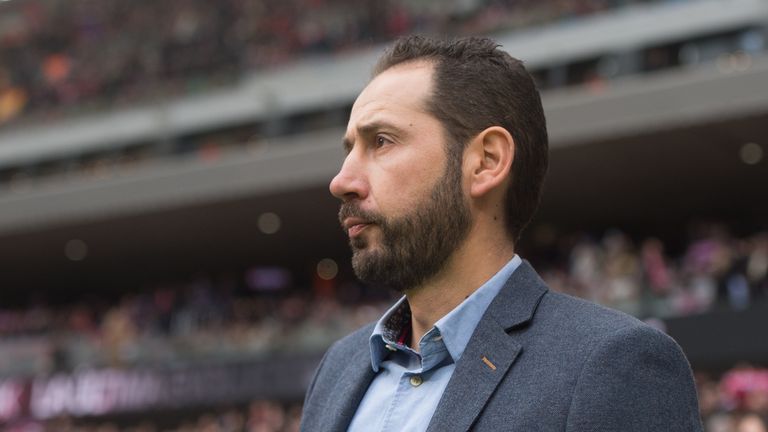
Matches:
[0,225,765,375]
[1,0,734,127]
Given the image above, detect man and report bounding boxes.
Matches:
[300,35,702,431]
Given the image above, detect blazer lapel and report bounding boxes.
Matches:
[426,261,548,432]
[426,318,522,432]
[325,340,377,431]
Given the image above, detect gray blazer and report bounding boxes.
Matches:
[300,261,703,431]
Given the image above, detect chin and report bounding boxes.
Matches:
[350,229,382,250]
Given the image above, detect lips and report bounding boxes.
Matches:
[342,217,372,238]
[348,223,370,237]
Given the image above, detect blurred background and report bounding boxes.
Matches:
[0,0,767,430]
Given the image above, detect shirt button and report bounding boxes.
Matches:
[409,375,423,387]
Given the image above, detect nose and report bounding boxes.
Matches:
[329,152,368,202]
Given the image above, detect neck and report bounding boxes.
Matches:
[403,227,514,351]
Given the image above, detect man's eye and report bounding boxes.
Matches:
[375,135,391,147]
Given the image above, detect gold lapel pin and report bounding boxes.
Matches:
[482,356,497,371]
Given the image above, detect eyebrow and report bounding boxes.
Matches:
[342,121,408,153]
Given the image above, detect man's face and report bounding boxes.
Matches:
[330,62,471,291]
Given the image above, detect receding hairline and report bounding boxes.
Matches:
[372,57,436,78]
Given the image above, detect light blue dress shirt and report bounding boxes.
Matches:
[347,255,522,432]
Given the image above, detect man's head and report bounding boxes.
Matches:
[331,35,548,290]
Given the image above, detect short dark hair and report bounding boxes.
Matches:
[373,35,548,241]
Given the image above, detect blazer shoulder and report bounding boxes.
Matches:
[532,293,702,431]
[538,289,651,336]
[559,305,702,430]
[530,290,693,373]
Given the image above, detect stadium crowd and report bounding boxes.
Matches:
[537,224,768,317]
[1,225,765,377]
[0,0,696,126]
[4,366,768,431]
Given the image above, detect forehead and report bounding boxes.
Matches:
[347,61,434,133]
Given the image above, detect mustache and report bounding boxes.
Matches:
[338,203,385,229]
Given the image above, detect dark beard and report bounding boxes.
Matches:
[338,159,471,291]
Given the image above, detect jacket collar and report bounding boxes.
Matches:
[426,260,548,432]
[486,260,549,330]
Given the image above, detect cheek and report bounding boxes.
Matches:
[370,144,446,211]
[372,170,436,217]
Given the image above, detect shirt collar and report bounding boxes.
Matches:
[369,296,411,371]
[368,255,522,371]
[434,254,521,362]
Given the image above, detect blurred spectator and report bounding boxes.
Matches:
[737,414,768,432]
[696,366,768,432]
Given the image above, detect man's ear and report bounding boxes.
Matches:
[466,126,515,199]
